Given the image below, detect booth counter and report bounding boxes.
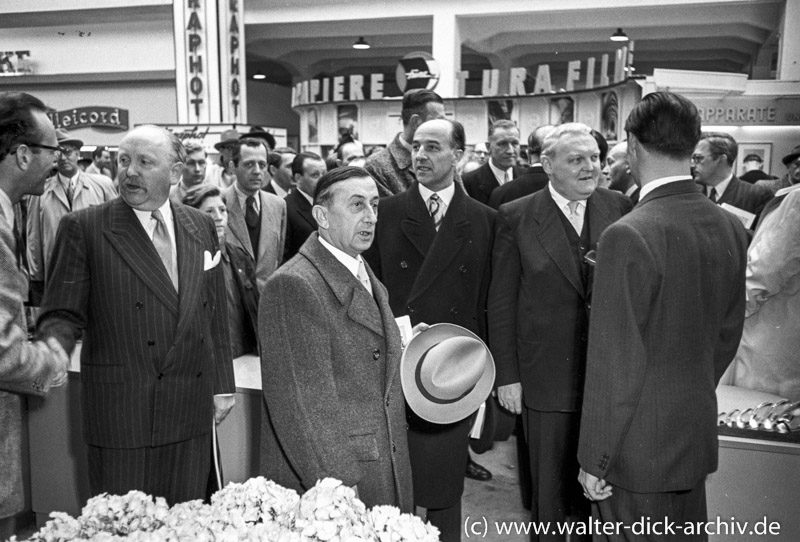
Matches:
[27,350,800,540]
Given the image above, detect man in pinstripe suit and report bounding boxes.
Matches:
[38,125,236,505]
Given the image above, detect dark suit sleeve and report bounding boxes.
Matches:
[714,223,747,382]
[260,271,362,488]
[476,209,496,341]
[577,221,657,479]
[36,212,89,354]
[487,206,522,387]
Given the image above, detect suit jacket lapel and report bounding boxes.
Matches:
[257,191,279,262]
[585,192,615,300]
[408,185,470,302]
[172,204,206,344]
[295,192,316,230]
[46,176,71,211]
[224,187,253,258]
[301,233,384,337]
[478,163,499,196]
[371,266,402,392]
[400,186,436,259]
[532,192,584,296]
[105,199,179,313]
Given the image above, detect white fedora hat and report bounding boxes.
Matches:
[401,323,495,424]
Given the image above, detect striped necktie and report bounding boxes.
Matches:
[428,193,443,231]
[151,210,179,292]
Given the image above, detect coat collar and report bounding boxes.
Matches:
[290,189,316,229]
[637,179,702,207]
[388,133,412,171]
[224,184,254,258]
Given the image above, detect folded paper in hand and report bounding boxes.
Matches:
[720,203,755,230]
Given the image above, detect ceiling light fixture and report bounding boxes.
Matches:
[610,28,629,42]
[353,37,370,50]
[253,71,266,80]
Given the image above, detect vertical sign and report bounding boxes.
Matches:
[218,0,247,124]
[173,0,221,123]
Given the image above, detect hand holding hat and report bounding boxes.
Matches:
[401,323,495,424]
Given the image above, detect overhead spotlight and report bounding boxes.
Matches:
[253,71,266,80]
[610,28,629,42]
[353,37,370,50]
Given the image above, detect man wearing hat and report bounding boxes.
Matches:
[243,126,276,151]
[756,144,800,195]
[26,129,116,299]
[364,118,495,541]
[739,153,774,184]
[259,166,412,512]
[206,128,240,189]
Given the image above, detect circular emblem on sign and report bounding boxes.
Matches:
[396,52,440,92]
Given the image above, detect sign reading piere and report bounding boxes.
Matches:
[48,107,129,131]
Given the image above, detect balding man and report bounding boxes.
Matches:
[489,123,631,541]
[38,125,235,504]
[603,142,640,204]
[488,125,555,208]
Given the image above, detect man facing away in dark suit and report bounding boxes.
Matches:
[489,122,632,541]
[364,119,495,541]
[488,124,555,209]
[37,125,236,505]
[603,142,640,204]
[578,92,748,542]
[223,139,286,294]
[463,119,528,205]
[691,132,771,225]
[365,89,445,197]
[259,166,413,512]
[0,91,70,539]
[283,151,326,261]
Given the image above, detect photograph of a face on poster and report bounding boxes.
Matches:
[549,97,574,125]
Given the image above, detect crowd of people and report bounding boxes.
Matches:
[1,86,799,542]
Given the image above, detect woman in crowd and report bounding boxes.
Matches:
[183,184,259,357]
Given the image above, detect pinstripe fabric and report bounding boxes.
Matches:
[38,198,235,456]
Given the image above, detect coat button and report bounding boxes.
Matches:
[373,349,380,360]
[460,265,467,273]
[135,302,143,309]
[157,373,164,380]
[196,372,202,377]
[147,340,155,346]
[392,442,397,453]
[385,398,390,407]
[450,307,458,315]
[407,305,415,314]
[400,261,408,269]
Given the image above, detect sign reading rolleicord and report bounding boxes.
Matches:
[292,43,634,106]
[48,107,129,131]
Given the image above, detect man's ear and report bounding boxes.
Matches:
[169,162,183,186]
[541,154,553,175]
[15,146,32,171]
[312,204,327,230]
[453,149,464,166]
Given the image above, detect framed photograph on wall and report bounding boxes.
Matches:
[737,143,772,176]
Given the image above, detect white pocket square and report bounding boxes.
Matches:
[204,250,221,271]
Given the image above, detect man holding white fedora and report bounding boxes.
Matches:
[365,118,496,541]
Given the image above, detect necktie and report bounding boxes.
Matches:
[12,219,26,271]
[428,193,443,231]
[65,181,74,208]
[503,170,510,184]
[567,201,584,234]
[151,210,179,292]
[709,187,718,203]
[245,195,260,253]
[357,260,373,296]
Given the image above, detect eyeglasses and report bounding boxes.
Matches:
[11,142,68,156]
[691,153,721,164]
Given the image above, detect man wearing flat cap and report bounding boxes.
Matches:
[26,129,116,300]
[259,166,412,511]
[365,118,495,541]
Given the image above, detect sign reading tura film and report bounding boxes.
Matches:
[48,107,129,131]
[173,0,246,124]
[292,44,633,106]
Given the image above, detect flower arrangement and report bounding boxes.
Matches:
[18,478,440,542]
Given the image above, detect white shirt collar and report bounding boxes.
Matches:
[548,182,587,212]
[398,134,413,153]
[639,175,691,200]
[270,180,288,199]
[234,183,260,212]
[708,173,734,199]
[489,158,513,185]
[318,234,364,280]
[297,187,314,205]
[132,199,175,248]
[0,188,14,229]
[58,171,79,187]
[418,181,456,209]
[625,184,638,197]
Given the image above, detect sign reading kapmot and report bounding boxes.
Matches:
[48,107,129,131]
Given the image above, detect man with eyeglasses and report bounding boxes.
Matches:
[26,129,116,301]
[0,91,70,539]
[691,132,771,226]
[223,138,286,293]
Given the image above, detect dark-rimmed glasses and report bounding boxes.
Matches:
[11,143,67,156]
